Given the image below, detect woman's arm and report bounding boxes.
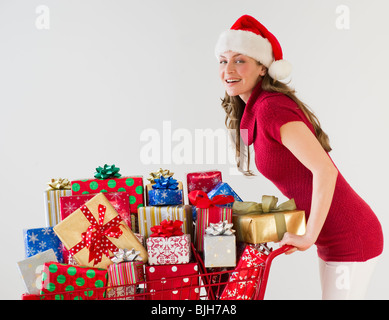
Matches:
[278,121,338,254]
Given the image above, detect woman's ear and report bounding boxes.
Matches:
[259,64,268,77]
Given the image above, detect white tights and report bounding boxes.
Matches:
[318,257,378,300]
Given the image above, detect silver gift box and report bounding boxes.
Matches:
[203,234,236,268]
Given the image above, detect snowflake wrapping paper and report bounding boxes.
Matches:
[70,176,144,214]
[146,181,184,206]
[186,171,222,199]
[146,234,191,265]
[23,227,63,262]
[145,262,200,300]
[220,245,267,300]
[207,182,243,202]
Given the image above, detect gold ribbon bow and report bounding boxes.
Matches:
[147,168,174,183]
[47,178,71,190]
[233,196,297,242]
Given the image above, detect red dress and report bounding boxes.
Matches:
[240,81,383,262]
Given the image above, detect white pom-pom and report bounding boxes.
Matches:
[268,59,292,81]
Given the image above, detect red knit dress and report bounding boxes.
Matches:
[240,81,383,262]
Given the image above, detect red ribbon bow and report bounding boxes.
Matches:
[69,204,123,266]
[188,190,235,209]
[150,219,184,238]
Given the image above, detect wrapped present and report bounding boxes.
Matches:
[220,245,267,300]
[40,262,108,300]
[186,171,222,201]
[145,263,200,300]
[188,190,234,251]
[107,248,145,300]
[146,178,183,206]
[232,196,306,243]
[138,205,193,239]
[23,227,63,262]
[53,193,148,269]
[44,178,72,227]
[70,164,144,214]
[203,221,236,268]
[17,249,58,295]
[146,220,191,265]
[207,181,243,202]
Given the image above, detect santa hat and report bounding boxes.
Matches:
[215,15,292,81]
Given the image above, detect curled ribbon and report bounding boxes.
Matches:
[47,178,71,190]
[94,164,121,179]
[147,168,174,183]
[150,219,184,238]
[69,204,123,266]
[111,248,142,264]
[205,220,235,236]
[151,176,179,190]
[188,190,235,209]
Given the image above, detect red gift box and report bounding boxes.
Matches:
[70,176,144,214]
[145,263,200,300]
[220,245,266,300]
[186,171,222,198]
[40,262,108,300]
[147,234,191,265]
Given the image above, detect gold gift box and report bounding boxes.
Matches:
[232,210,306,244]
[53,193,148,269]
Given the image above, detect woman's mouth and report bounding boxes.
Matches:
[225,79,241,84]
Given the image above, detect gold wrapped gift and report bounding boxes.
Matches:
[232,196,306,244]
[53,193,148,269]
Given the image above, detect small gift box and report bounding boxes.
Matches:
[23,227,63,262]
[146,220,191,265]
[186,171,222,201]
[207,181,243,202]
[203,221,236,268]
[17,249,58,295]
[40,262,108,300]
[188,190,235,251]
[44,178,72,227]
[145,263,200,300]
[232,196,306,243]
[138,205,193,239]
[53,193,148,269]
[220,245,267,300]
[70,164,144,214]
[107,248,145,300]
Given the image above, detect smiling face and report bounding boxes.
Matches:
[219,51,267,103]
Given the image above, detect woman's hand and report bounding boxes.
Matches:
[279,232,314,255]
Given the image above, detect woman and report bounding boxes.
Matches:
[215,15,383,299]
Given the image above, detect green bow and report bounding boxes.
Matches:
[94,164,121,180]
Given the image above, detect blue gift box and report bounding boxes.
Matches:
[148,188,183,206]
[207,182,243,203]
[23,227,63,262]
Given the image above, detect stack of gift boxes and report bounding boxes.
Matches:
[17,165,306,300]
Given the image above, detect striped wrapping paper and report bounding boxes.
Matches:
[44,189,72,227]
[137,205,193,239]
[107,261,144,286]
[194,206,232,252]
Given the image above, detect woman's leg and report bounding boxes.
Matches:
[318,257,378,300]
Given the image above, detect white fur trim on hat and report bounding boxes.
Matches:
[268,59,292,81]
[215,29,274,67]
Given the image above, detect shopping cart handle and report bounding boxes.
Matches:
[268,245,294,259]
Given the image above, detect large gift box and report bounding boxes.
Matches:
[188,190,235,251]
[40,262,108,300]
[220,245,267,300]
[146,220,191,265]
[70,165,144,214]
[138,205,193,239]
[23,227,63,262]
[232,196,306,243]
[17,249,58,295]
[145,263,200,300]
[186,170,222,199]
[203,221,236,268]
[53,193,148,269]
[44,179,72,227]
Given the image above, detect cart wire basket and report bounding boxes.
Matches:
[23,244,292,300]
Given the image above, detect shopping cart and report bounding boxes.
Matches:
[23,243,292,300]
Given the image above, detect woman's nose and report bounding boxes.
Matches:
[225,61,235,74]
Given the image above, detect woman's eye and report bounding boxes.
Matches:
[219,60,227,64]
[236,60,244,64]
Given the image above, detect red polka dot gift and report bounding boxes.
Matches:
[53,193,148,269]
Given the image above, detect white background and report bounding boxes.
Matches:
[1,0,388,300]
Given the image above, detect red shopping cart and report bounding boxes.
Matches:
[23,243,292,300]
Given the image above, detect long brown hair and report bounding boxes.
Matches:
[221,67,332,176]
